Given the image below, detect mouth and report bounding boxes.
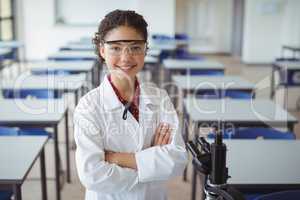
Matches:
[116,64,137,71]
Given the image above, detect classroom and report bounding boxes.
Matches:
[1,0,300,200]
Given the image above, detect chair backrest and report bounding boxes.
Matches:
[195,90,253,99]
[0,126,19,136]
[254,190,300,200]
[179,69,224,76]
[175,33,189,40]
[231,128,296,140]
[31,69,71,75]
[48,57,94,61]
[0,191,13,200]
[207,131,232,139]
[223,90,253,99]
[2,89,62,99]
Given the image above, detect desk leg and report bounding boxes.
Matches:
[40,148,48,200]
[75,90,79,106]
[183,105,189,181]
[65,110,71,183]
[270,65,275,99]
[13,184,22,200]
[53,125,61,200]
[191,166,197,200]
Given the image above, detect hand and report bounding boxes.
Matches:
[105,151,118,165]
[105,151,137,170]
[152,123,172,146]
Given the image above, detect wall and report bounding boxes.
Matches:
[242,0,300,63]
[175,0,233,53]
[19,0,175,60]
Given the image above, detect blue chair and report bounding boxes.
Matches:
[179,69,224,76]
[31,69,71,76]
[253,190,300,200]
[0,191,13,200]
[2,89,62,99]
[224,90,253,99]
[196,90,253,100]
[175,33,189,40]
[48,57,94,61]
[207,130,232,139]
[0,126,19,136]
[231,128,296,140]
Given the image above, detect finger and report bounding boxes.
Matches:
[162,131,171,145]
[162,126,173,144]
[157,124,169,145]
[154,123,163,144]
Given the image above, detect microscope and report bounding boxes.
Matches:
[187,130,245,200]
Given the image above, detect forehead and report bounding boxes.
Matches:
[104,26,144,41]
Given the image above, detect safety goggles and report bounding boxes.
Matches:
[103,40,147,56]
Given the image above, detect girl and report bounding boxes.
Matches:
[74,9,187,200]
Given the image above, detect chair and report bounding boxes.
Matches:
[231,128,296,140]
[175,33,189,40]
[48,57,94,61]
[253,190,300,200]
[224,90,253,99]
[31,69,71,76]
[0,191,13,200]
[0,126,19,136]
[2,89,62,99]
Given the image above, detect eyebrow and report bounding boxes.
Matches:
[104,40,146,44]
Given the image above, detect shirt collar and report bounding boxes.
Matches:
[100,75,160,110]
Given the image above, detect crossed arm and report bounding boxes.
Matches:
[105,123,172,170]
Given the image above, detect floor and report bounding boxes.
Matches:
[1,54,300,200]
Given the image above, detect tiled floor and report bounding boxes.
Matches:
[2,55,300,200]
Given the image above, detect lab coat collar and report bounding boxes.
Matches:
[100,75,160,111]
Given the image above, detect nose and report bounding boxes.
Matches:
[119,47,133,61]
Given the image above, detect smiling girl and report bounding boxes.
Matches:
[74,9,187,200]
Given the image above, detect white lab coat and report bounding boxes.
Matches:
[74,75,188,200]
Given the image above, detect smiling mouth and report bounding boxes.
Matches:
[117,65,137,70]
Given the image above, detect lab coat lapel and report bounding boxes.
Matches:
[100,75,141,151]
[138,82,161,150]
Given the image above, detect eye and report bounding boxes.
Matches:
[109,46,121,51]
[130,45,142,52]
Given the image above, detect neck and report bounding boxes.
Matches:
[110,74,136,102]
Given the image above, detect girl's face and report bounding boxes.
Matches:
[99,26,146,80]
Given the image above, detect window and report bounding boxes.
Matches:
[0,0,15,41]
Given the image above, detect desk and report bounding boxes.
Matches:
[60,44,94,51]
[48,51,104,87]
[28,60,94,87]
[48,50,96,61]
[281,45,300,59]
[163,59,224,83]
[0,136,48,200]
[0,99,69,200]
[270,61,300,108]
[0,41,25,74]
[191,140,300,200]
[184,98,297,133]
[147,49,162,57]
[0,73,86,105]
[172,75,255,97]
[1,48,12,72]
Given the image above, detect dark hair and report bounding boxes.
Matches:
[93,9,148,61]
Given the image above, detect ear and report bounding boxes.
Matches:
[99,44,105,60]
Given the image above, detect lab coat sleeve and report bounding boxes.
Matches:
[135,89,188,182]
[73,98,138,194]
